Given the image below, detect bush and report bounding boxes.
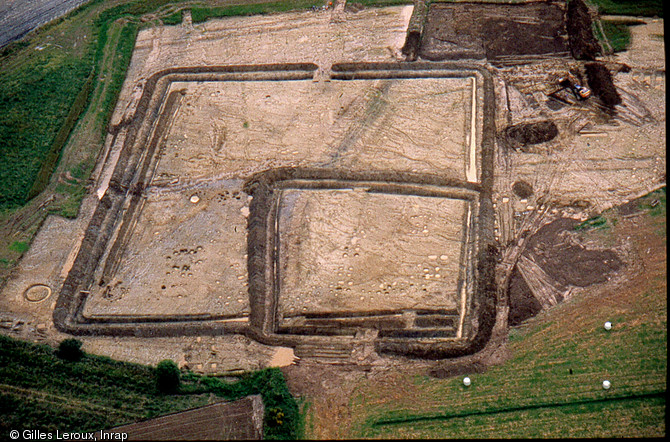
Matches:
[55,339,84,362]
[268,407,285,427]
[155,360,180,394]
[8,241,30,254]
[2,334,302,439]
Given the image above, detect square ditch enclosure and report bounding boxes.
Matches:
[267,180,479,341]
[56,64,496,357]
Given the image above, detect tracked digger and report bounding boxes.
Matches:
[555,74,592,100]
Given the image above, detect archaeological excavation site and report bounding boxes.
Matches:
[53,58,497,360]
[1,0,665,374]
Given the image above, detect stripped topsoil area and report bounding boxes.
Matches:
[507,217,623,327]
[420,1,568,60]
[523,218,622,288]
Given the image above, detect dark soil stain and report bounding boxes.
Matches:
[429,360,488,379]
[525,218,623,288]
[509,217,624,325]
[585,62,622,107]
[505,120,559,151]
[421,1,568,61]
[508,266,543,327]
[512,181,534,199]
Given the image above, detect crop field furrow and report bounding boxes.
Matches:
[0,384,143,419]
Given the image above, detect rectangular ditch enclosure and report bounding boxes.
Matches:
[54,63,497,358]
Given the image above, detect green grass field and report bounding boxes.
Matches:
[588,0,663,18]
[0,334,300,439]
[0,0,186,211]
[0,28,94,209]
[599,19,636,52]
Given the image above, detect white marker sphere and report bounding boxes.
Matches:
[604,321,612,330]
[463,377,471,386]
[190,195,200,204]
[602,380,611,390]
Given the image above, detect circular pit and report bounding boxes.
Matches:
[24,284,52,303]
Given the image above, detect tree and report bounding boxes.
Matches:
[156,359,180,394]
[55,338,84,362]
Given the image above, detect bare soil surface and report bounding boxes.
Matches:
[111,4,413,127]
[278,189,467,316]
[421,1,569,61]
[83,184,252,318]
[1,4,486,372]
[83,74,481,323]
[282,363,369,439]
[507,265,542,327]
[505,120,559,150]
[156,78,474,181]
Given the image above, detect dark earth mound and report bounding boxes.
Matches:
[585,62,622,107]
[507,266,543,327]
[567,0,601,60]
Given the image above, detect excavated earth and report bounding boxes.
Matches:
[0,1,665,389]
[420,0,569,61]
